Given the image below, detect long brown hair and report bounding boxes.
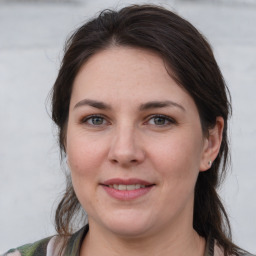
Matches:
[51,4,243,255]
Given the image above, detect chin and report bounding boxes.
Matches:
[99,212,155,238]
[87,209,151,238]
[108,223,152,238]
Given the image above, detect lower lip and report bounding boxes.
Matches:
[102,185,154,200]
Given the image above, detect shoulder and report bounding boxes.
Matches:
[2,225,88,256]
[214,241,255,256]
[1,236,64,256]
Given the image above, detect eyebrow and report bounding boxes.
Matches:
[139,100,186,112]
[73,99,111,110]
[73,99,185,112]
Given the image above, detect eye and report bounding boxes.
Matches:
[82,115,108,126]
[147,115,176,126]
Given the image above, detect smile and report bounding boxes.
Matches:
[107,184,148,190]
[101,179,155,200]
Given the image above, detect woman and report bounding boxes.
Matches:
[3,4,254,256]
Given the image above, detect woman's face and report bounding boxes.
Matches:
[66,47,210,238]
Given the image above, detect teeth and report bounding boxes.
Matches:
[127,185,136,190]
[113,184,119,189]
[119,184,127,191]
[110,184,147,190]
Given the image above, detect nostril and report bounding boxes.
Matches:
[110,158,139,166]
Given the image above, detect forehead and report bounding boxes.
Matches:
[74,46,169,86]
[71,46,196,111]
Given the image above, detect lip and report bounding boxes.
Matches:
[100,178,155,200]
[102,178,153,186]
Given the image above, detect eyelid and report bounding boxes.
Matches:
[145,114,177,126]
[80,114,110,126]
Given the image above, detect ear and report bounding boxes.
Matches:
[199,117,224,172]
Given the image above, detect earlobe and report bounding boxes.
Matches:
[199,117,224,172]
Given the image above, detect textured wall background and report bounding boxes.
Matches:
[0,0,255,253]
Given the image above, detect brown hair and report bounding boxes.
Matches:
[51,4,242,255]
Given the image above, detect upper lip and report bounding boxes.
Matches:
[101,178,154,186]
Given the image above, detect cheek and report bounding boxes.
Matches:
[154,133,203,169]
[150,135,202,216]
[150,130,203,190]
[66,128,106,178]
[66,131,105,209]
[69,147,97,176]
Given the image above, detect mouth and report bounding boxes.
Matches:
[100,178,155,200]
[103,184,153,191]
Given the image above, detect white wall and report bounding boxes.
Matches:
[0,0,255,253]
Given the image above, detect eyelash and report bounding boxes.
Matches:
[145,114,176,127]
[80,114,176,127]
[81,114,108,126]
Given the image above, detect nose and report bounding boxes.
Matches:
[108,125,145,167]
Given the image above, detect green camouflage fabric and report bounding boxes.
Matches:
[2,226,88,256]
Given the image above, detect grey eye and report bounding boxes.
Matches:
[148,116,169,126]
[83,115,107,126]
[147,115,175,126]
[153,117,167,125]
[89,116,105,125]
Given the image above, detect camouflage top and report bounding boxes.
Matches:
[2,225,88,256]
[2,225,254,256]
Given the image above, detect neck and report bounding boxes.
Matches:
[80,220,206,256]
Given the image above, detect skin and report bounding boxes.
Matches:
[66,47,224,256]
